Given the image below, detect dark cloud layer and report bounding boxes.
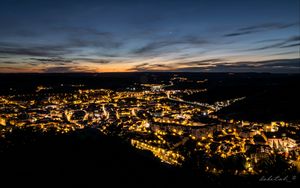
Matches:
[0,46,66,57]
[43,66,77,73]
[0,61,20,64]
[29,57,73,63]
[73,58,111,64]
[248,35,300,51]
[0,42,71,57]
[131,58,300,73]
[280,43,300,48]
[174,58,300,73]
[42,65,96,73]
[224,22,296,37]
[176,58,224,66]
[239,23,295,31]
[129,63,172,72]
[0,26,122,58]
[133,36,208,55]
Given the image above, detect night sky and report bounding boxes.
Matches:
[0,0,299,73]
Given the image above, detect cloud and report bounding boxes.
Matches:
[0,42,71,57]
[0,61,20,64]
[174,58,300,73]
[255,38,283,44]
[43,65,97,73]
[0,65,44,73]
[27,57,112,67]
[129,63,173,72]
[43,66,76,73]
[68,37,122,49]
[271,51,299,56]
[73,58,111,64]
[0,27,123,58]
[248,35,300,51]
[128,63,149,72]
[6,26,121,49]
[263,59,300,68]
[0,47,63,57]
[224,22,296,37]
[128,58,299,73]
[133,36,208,55]
[176,58,224,66]
[29,57,73,63]
[239,23,295,31]
[54,27,123,49]
[285,36,300,42]
[130,58,300,73]
[280,43,300,48]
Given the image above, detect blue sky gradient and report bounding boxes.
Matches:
[0,0,299,73]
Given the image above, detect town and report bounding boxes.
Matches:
[0,78,299,176]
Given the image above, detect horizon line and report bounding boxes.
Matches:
[0,71,298,74]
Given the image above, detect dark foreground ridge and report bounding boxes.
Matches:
[0,127,298,187]
[0,127,199,186]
